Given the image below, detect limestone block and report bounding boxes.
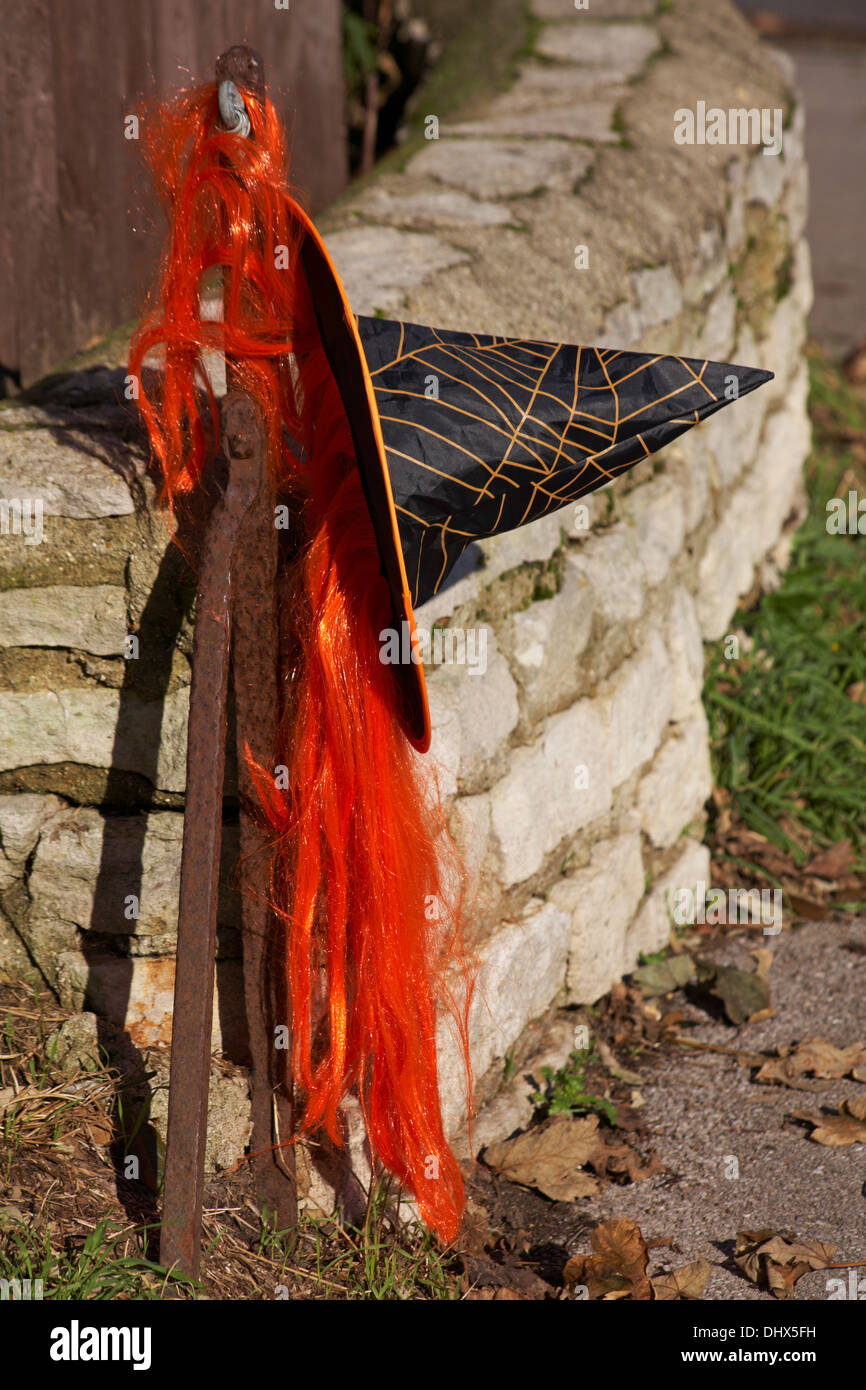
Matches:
[683,229,728,306]
[746,147,787,207]
[322,226,468,317]
[758,243,811,408]
[0,584,127,655]
[445,102,618,144]
[568,523,644,623]
[407,138,593,200]
[422,630,518,793]
[597,629,673,788]
[489,698,612,885]
[0,687,190,791]
[782,160,809,243]
[44,1012,102,1075]
[0,436,134,518]
[532,0,656,16]
[666,428,712,534]
[415,565,480,628]
[0,793,63,865]
[447,792,497,915]
[621,477,685,589]
[535,22,660,78]
[625,840,711,963]
[436,898,571,1132]
[549,830,645,1004]
[630,266,683,328]
[603,300,644,349]
[24,808,242,997]
[700,284,737,362]
[28,807,186,942]
[701,349,770,492]
[353,186,511,229]
[56,950,246,1056]
[696,364,810,638]
[637,711,712,849]
[664,587,704,723]
[504,554,593,722]
[150,1064,251,1175]
[725,157,748,257]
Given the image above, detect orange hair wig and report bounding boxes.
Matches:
[129,83,472,1242]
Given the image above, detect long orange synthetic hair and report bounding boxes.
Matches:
[129,81,473,1242]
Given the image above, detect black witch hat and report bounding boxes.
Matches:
[295,205,772,752]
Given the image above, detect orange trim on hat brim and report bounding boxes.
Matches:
[291,202,432,754]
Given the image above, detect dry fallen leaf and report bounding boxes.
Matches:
[787,893,828,921]
[651,1259,713,1301]
[565,1220,709,1301]
[734,1229,836,1299]
[804,841,854,879]
[794,1099,866,1147]
[697,956,771,1025]
[604,1144,661,1184]
[564,1218,652,1300]
[753,1036,866,1088]
[482,1115,604,1201]
[846,1094,866,1121]
[750,948,774,982]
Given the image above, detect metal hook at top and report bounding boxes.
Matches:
[215,44,265,139]
[218,79,251,138]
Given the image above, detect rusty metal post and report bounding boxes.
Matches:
[160,45,297,1281]
[231,423,298,1229]
[219,42,298,1230]
[160,395,266,1276]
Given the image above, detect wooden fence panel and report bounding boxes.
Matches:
[0,0,348,385]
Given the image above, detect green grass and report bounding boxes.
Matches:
[0,1189,461,1301]
[532,1045,617,1125]
[703,350,866,876]
[256,1180,462,1300]
[0,1218,195,1300]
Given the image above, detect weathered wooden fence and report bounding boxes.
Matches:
[0,0,348,386]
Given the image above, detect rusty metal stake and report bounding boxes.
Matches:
[160,46,296,1281]
[219,42,297,1233]
[161,394,266,1276]
[232,413,298,1233]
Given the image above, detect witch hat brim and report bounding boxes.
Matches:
[293,204,773,755]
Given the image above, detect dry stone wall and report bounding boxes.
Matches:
[0,0,812,1190]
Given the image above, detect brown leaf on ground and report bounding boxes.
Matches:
[786,893,828,921]
[750,948,774,982]
[564,1218,652,1300]
[804,841,854,879]
[565,1220,709,1301]
[482,1115,603,1201]
[753,1036,866,1088]
[601,980,682,1050]
[793,1100,866,1146]
[697,956,771,1025]
[603,1145,662,1183]
[847,680,866,705]
[734,1229,837,1299]
[845,1094,866,1121]
[651,1259,713,1301]
[459,1250,551,1299]
[456,1199,491,1255]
